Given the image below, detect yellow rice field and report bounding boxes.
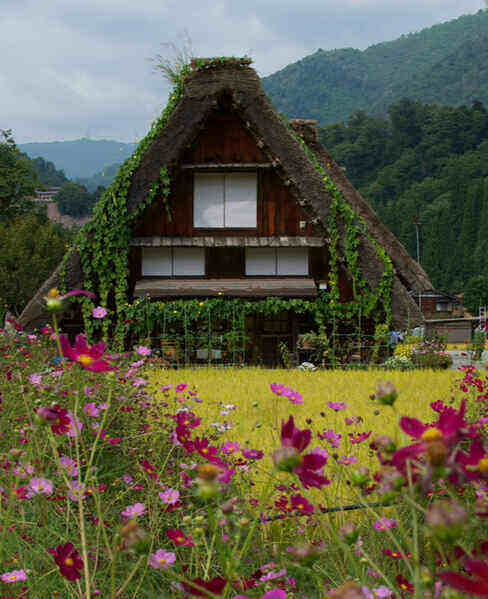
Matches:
[150,368,459,466]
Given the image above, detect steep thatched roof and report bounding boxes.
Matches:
[20,57,430,330]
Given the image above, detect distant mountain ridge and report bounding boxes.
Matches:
[262,10,488,124]
[19,138,137,179]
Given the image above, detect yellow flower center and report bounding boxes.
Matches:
[159,557,166,565]
[297,504,304,509]
[478,458,488,473]
[401,584,407,590]
[77,355,94,366]
[48,288,60,298]
[421,428,443,443]
[65,557,74,566]
[177,537,184,542]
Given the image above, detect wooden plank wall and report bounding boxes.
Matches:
[133,111,315,238]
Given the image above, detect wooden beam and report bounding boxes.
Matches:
[131,236,324,247]
[180,163,272,169]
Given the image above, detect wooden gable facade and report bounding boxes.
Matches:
[129,110,333,304]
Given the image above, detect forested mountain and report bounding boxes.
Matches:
[262,10,488,124]
[19,138,137,179]
[319,99,488,296]
[76,162,121,192]
[27,156,68,187]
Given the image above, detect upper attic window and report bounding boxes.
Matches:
[194,173,257,228]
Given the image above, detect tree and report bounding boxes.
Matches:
[0,214,71,317]
[463,275,488,314]
[0,129,36,222]
[57,182,95,217]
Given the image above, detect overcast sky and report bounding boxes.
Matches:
[2,0,484,144]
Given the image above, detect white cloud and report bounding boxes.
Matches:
[1,0,483,143]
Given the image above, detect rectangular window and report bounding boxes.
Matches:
[142,247,204,276]
[245,248,309,275]
[194,173,257,228]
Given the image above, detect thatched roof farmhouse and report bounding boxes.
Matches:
[20,57,431,362]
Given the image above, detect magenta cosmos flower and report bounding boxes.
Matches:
[274,416,330,489]
[47,541,83,581]
[37,404,71,435]
[439,557,488,596]
[391,399,473,472]
[60,334,114,372]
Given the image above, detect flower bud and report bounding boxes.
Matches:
[197,463,221,481]
[426,500,467,542]
[272,446,302,473]
[287,543,318,565]
[330,582,368,599]
[374,381,398,406]
[370,435,396,454]
[425,440,447,466]
[120,520,150,553]
[350,467,369,488]
[196,480,219,501]
[35,406,59,425]
[45,288,63,311]
[339,522,359,545]
[237,517,250,528]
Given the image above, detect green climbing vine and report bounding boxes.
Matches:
[293,131,394,329]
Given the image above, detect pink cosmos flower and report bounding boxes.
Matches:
[66,411,83,437]
[221,441,240,454]
[327,401,347,411]
[84,402,99,417]
[92,306,107,319]
[1,569,28,583]
[135,345,151,357]
[29,477,53,495]
[121,502,146,519]
[148,548,176,569]
[67,480,86,502]
[159,488,180,505]
[373,517,398,531]
[175,383,188,392]
[28,373,42,385]
[349,431,372,444]
[13,462,34,478]
[318,429,342,448]
[59,456,78,477]
[60,334,115,372]
[240,449,263,462]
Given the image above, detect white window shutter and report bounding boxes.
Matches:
[194,173,224,227]
[224,173,257,227]
[173,248,205,275]
[142,247,172,276]
[277,248,309,275]
[245,248,276,275]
